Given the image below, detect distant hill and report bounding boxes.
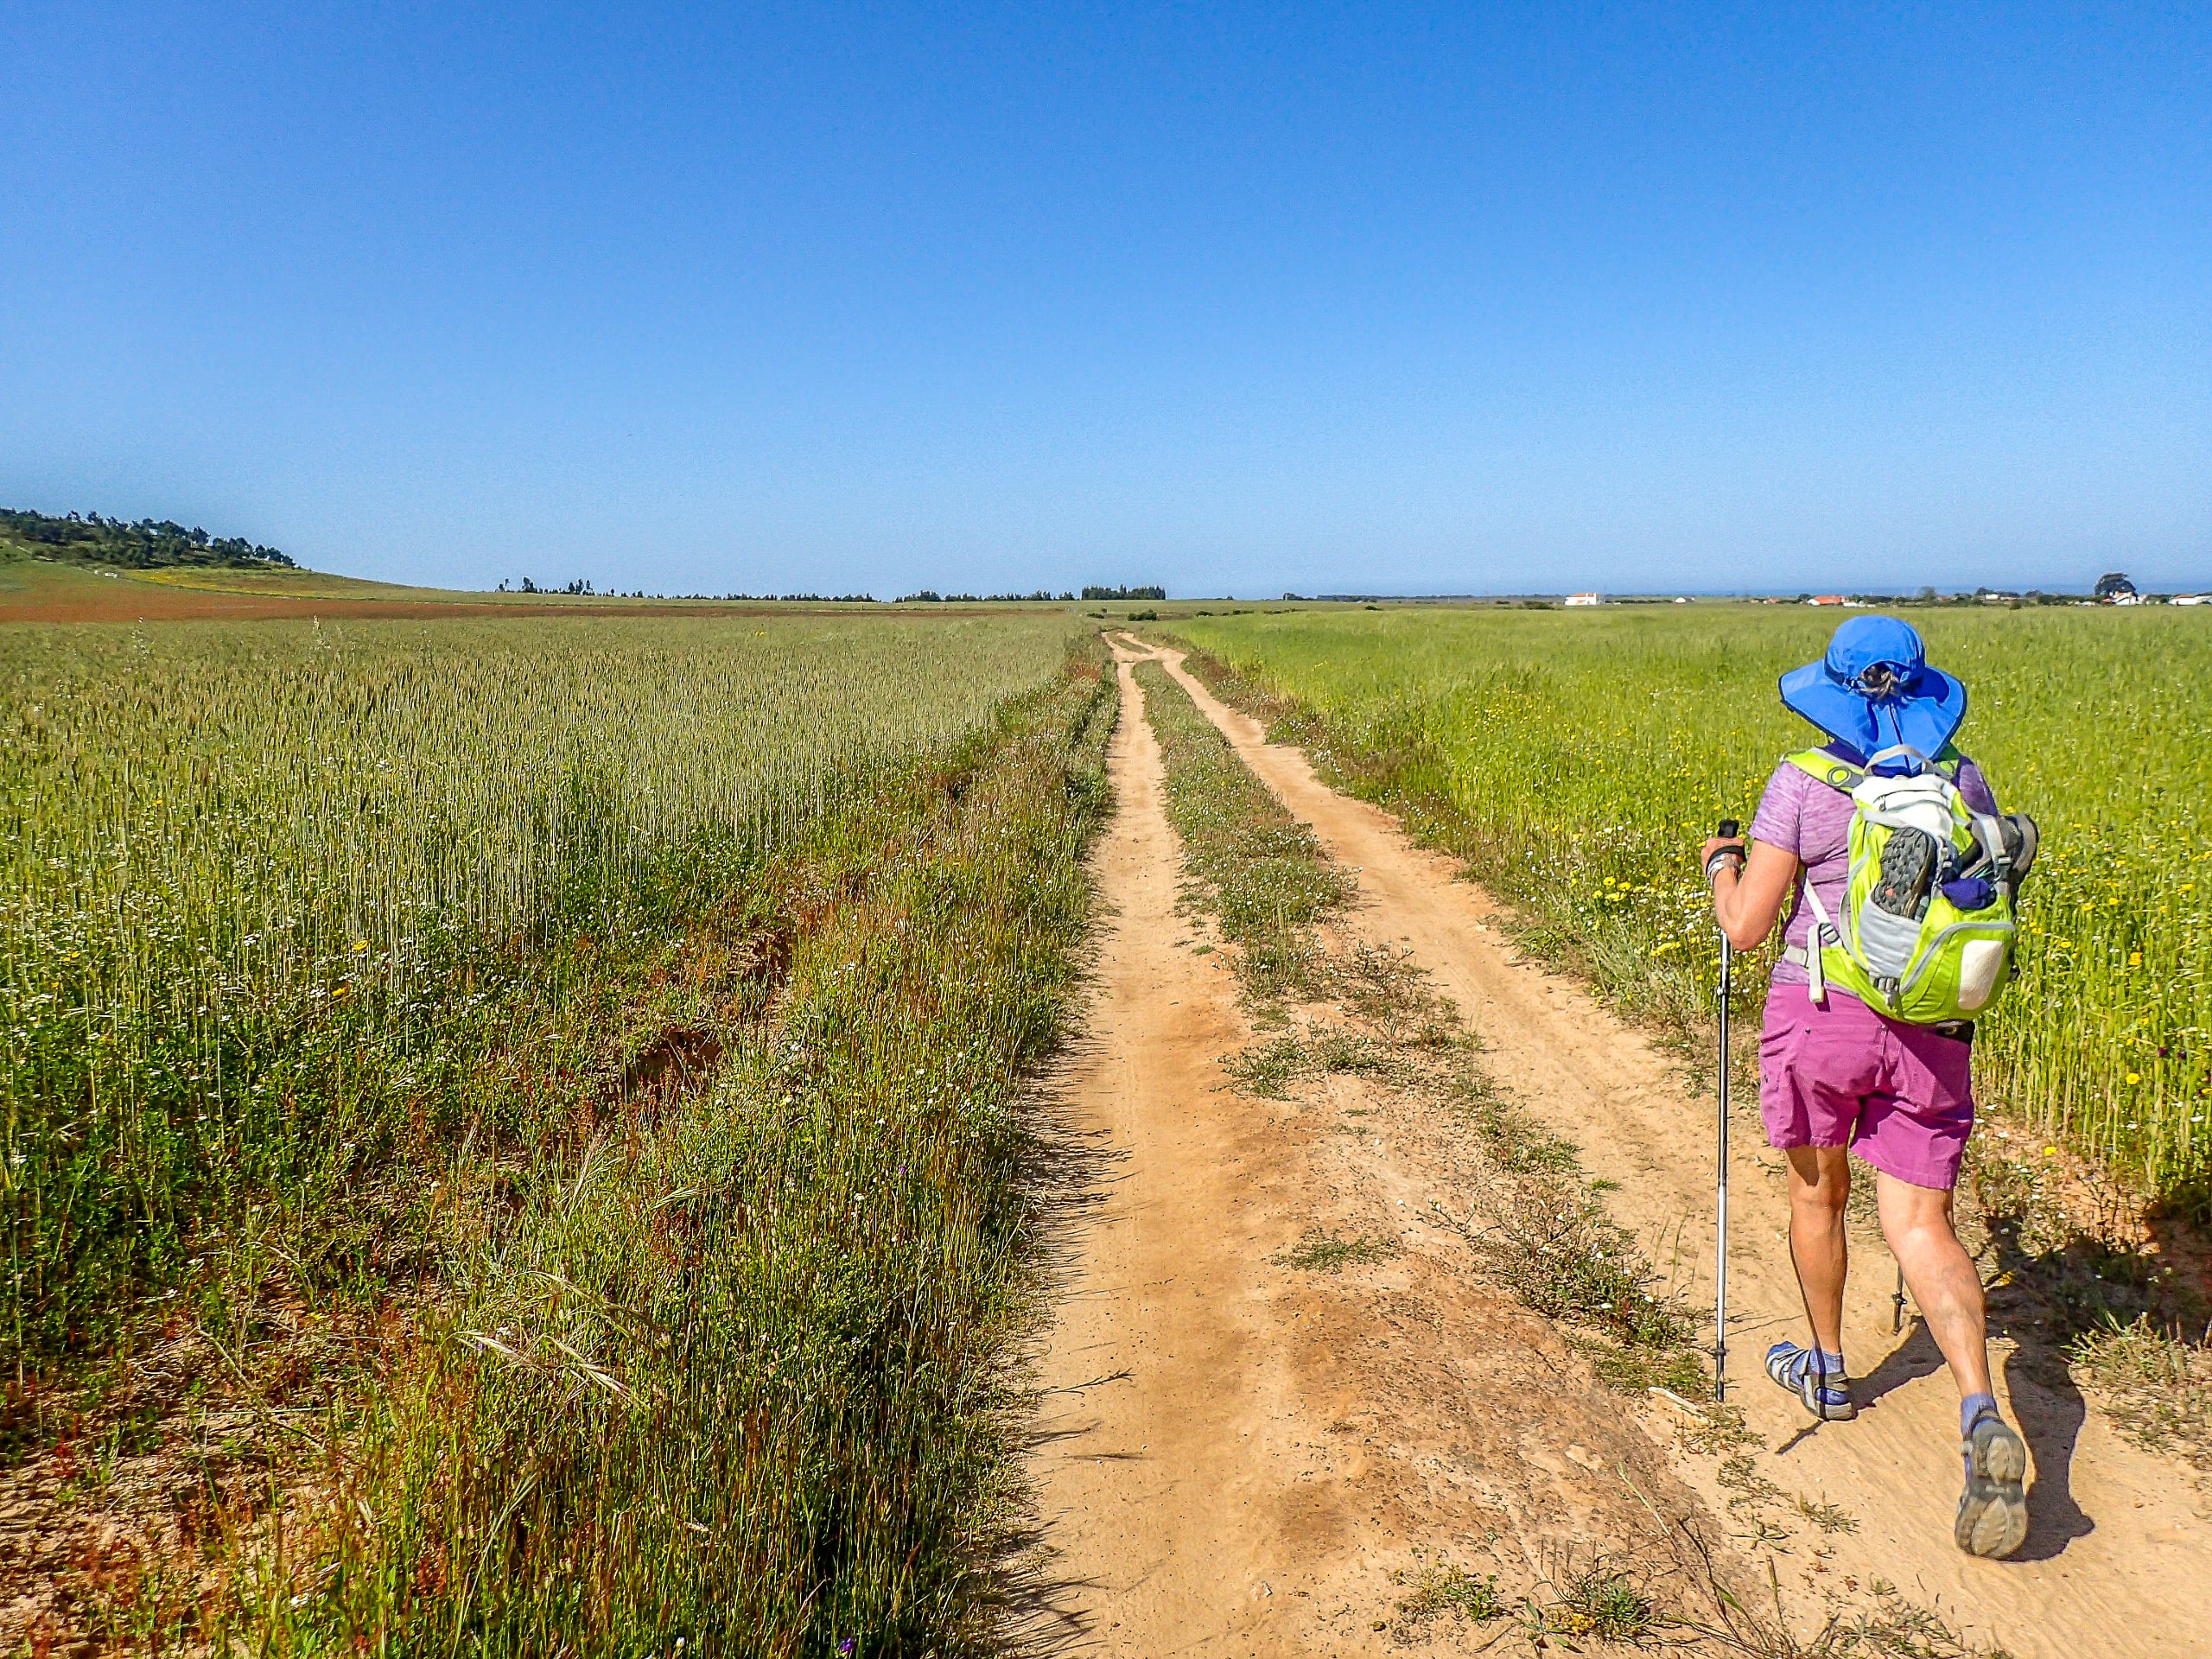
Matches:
[1,507,296,570]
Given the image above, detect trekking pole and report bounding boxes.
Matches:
[1713,818,1738,1402]
[1892,1264,1908,1334]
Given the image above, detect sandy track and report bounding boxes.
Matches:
[1135,644,2209,1658]
[1027,649,1740,1654]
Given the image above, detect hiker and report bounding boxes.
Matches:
[1700,614,2035,1560]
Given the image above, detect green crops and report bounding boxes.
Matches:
[1175,605,2212,1203]
[231,650,1119,1656]
[2,613,1082,1356]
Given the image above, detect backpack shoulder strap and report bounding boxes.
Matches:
[1785,749,1865,792]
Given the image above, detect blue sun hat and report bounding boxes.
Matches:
[1778,614,1966,773]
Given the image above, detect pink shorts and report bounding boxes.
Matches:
[1758,980,1975,1190]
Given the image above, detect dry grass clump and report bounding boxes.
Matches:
[1224,1023,1409,1099]
[1389,1558,1503,1631]
[1522,1554,1661,1645]
[2069,1315,2212,1467]
[1271,1225,1400,1274]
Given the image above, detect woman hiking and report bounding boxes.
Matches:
[1701,614,2033,1560]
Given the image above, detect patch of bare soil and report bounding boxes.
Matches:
[0,561,1062,624]
[0,1302,393,1656]
[1022,648,1764,1656]
[614,1025,726,1105]
[1141,644,2211,1659]
[0,584,792,624]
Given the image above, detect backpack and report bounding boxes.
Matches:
[1783,747,2036,1025]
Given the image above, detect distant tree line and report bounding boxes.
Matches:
[1081,585,1164,601]
[499,578,603,594]
[2,507,295,569]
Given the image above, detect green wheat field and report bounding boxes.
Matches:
[3,610,1108,1649]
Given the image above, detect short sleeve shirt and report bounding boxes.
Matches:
[1750,747,1999,985]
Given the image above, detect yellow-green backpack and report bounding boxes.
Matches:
[1783,748,2035,1024]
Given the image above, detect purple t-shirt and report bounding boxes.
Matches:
[1750,748,1999,985]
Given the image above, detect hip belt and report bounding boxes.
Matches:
[1778,946,1974,1043]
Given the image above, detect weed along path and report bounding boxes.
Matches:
[1027,645,1752,1655]
[1127,640,2209,1659]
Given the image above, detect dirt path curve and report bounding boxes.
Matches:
[1026,647,1730,1655]
[1144,644,2209,1659]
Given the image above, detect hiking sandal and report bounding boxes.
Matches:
[1955,1409,2030,1559]
[1872,827,1938,919]
[1764,1341,1856,1422]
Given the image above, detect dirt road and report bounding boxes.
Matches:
[1046,642,2205,1657]
[1026,647,1740,1654]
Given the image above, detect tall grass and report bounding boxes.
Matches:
[2,613,1080,1358]
[1172,606,2212,1205]
[216,649,1120,1655]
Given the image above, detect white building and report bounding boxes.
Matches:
[1564,592,1602,607]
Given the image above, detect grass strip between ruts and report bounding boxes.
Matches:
[1130,658,1351,998]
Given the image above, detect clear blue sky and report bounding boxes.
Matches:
[4,4,2207,597]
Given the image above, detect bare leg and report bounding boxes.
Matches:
[1875,1170,1993,1398]
[1783,1146,1852,1356]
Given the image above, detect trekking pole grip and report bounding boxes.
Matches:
[1705,820,1744,883]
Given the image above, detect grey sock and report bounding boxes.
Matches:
[1961,1390,1999,1436]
